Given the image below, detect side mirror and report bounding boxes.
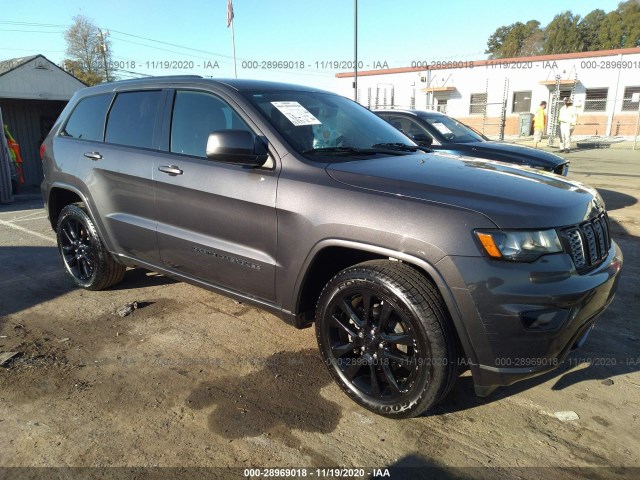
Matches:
[206,130,269,167]
[412,134,433,147]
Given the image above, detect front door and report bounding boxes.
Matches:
[153,89,278,302]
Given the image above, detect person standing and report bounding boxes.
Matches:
[558,97,578,153]
[532,101,547,149]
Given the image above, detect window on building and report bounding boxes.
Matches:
[512,91,532,113]
[436,98,448,114]
[105,91,163,149]
[469,93,487,114]
[622,86,640,112]
[550,88,573,104]
[584,88,608,112]
[61,94,112,141]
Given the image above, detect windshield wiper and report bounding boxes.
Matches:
[370,143,422,152]
[302,147,378,156]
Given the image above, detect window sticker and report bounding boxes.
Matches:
[432,122,453,135]
[271,101,321,126]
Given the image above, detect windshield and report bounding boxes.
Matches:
[242,90,418,159]
[419,114,485,144]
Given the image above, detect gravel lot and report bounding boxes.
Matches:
[1,147,639,480]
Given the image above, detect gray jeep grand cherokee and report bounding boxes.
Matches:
[41,76,622,418]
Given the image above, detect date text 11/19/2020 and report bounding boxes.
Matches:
[243,468,391,478]
[107,60,394,71]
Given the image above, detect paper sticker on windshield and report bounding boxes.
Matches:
[432,122,452,135]
[271,101,321,126]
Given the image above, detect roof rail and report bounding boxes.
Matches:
[109,75,204,84]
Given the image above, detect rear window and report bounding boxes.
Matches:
[62,94,112,141]
[105,91,163,149]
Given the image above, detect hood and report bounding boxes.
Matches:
[444,141,566,170]
[326,152,602,229]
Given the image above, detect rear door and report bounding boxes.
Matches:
[153,89,279,302]
[87,89,167,263]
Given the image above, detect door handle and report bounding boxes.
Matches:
[158,165,183,176]
[83,152,103,160]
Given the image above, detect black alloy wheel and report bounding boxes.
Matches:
[316,260,458,418]
[56,203,126,290]
[59,215,96,282]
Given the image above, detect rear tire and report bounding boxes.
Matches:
[315,260,457,418]
[56,203,125,290]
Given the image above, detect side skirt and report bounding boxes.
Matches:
[115,253,307,329]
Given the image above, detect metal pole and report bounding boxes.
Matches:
[634,100,640,151]
[482,78,488,135]
[99,30,110,82]
[354,0,358,101]
[231,21,238,78]
[548,75,561,147]
[499,77,508,141]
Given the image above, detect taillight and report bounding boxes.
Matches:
[40,143,46,160]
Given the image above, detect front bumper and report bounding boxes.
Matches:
[443,240,622,396]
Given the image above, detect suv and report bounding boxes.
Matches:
[41,76,622,418]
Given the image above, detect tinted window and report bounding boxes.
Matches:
[105,91,162,149]
[171,91,251,157]
[419,114,485,143]
[62,94,111,141]
[389,116,428,139]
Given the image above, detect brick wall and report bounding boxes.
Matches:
[456,116,521,136]
[611,114,639,136]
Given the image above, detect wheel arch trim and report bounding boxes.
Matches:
[291,238,479,366]
[47,182,114,252]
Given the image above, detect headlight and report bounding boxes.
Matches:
[474,229,563,262]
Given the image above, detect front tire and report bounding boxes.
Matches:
[315,260,457,418]
[56,203,125,290]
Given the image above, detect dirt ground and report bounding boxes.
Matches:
[1,147,639,480]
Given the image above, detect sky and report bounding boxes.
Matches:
[0,0,624,91]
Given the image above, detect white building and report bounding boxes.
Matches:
[336,47,640,139]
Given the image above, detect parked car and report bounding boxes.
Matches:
[41,77,622,418]
[376,109,569,175]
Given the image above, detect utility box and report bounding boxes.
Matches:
[518,112,533,137]
[519,112,534,136]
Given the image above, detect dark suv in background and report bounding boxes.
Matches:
[376,109,569,175]
[41,76,622,418]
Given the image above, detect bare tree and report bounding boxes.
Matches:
[63,15,114,85]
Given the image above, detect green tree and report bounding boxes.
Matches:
[543,11,583,54]
[519,20,544,56]
[579,9,606,51]
[597,11,624,49]
[485,3,639,58]
[486,25,511,58]
[485,20,543,58]
[617,0,640,48]
[63,15,114,86]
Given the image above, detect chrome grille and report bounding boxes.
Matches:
[562,213,611,272]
